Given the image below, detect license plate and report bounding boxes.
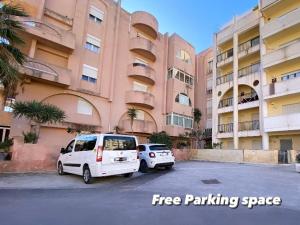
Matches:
[114,157,127,162]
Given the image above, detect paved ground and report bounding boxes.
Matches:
[0,161,299,225]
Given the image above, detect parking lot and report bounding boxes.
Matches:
[0,161,299,225]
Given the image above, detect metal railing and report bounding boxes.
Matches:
[238,120,260,131]
[238,62,260,78]
[216,72,233,85]
[217,48,233,63]
[238,92,259,104]
[44,8,73,26]
[238,36,260,53]
[23,58,58,77]
[218,123,233,133]
[218,97,233,108]
[23,20,61,37]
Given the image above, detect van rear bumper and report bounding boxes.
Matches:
[91,161,140,177]
[154,162,174,168]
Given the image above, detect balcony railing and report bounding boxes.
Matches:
[217,48,233,63]
[238,62,260,78]
[238,92,258,104]
[23,59,58,77]
[218,123,233,133]
[238,120,260,131]
[218,97,233,108]
[238,36,260,53]
[23,20,61,37]
[216,72,233,85]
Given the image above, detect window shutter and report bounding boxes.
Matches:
[90,6,104,21]
[82,64,98,79]
[86,35,101,47]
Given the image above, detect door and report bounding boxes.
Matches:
[61,140,75,173]
[279,139,292,164]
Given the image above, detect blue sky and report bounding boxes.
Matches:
[122,0,258,52]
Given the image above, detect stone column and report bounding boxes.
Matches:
[233,30,239,150]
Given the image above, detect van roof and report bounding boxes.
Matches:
[76,133,137,138]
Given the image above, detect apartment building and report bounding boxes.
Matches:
[213,0,300,156]
[195,48,213,147]
[0,0,196,156]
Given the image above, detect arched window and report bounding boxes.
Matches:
[175,93,192,106]
[176,50,192,64]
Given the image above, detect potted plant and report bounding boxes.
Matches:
[296,154,300,173]
[0,138,13,160]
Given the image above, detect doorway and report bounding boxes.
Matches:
[279,139,293,164]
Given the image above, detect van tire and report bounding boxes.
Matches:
[123,172,133,178]
[58,162,65,175]
[83,166,92,184]
[139,160,148,173]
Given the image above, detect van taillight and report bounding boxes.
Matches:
[136,147,139,159]
[149,152,156,158]
[96,146,103,162]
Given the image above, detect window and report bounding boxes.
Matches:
[207,78,212,91]
[4,98,15,112]
[82,64,98,83]
[176,50,192,64]
[75,136,97,152]
[77,98,93,115]
[65,140,75,153]
[166,113,193,129]
[133,58,148,67]
[167,68,194,85]
[103,136,136,151]
[208,60,213,73]
[149,145,169,151]
[133,81,148,92]
[282,103,300,114]
[89,6,104,23]
[135,110,145,120]
[85,35,101,53]
[280,70,300,82]
[175,93,191,106]
[0,126,10,143]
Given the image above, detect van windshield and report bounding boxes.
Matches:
[149,145,169,151]
[103,136,136,151]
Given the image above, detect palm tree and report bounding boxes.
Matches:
[0,3,28,98]
[127,108,137,134]
[12,100,66,143]
[193,108,202,129]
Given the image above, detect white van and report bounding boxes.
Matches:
[57,134,140,184]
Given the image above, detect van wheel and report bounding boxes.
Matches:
[83,166,92,184]
[58,162,65,175]
[123,173,133,178]
[139,160,148,173]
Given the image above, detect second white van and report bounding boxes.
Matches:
[57,134,140,184]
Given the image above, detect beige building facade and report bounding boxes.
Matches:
[212,0,300,161]
[0,0,197,155]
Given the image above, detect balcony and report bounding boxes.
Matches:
[262,39,300,69]
[238,120,261,137]
[264,113,300,132]
[127,63,156,85]
[261,7,300,39]
[217,48,233,67]
[264,73,300,99]
[165,125,189,137]
[238,36,260,59]
[125,90,155,109]
[21,19,75,50]
[238,92,259,110]
[238,62,260,78]
[131,11,158,39]
[216,72,233,86]
[130,37,157,62]
[217,123,233,138]
[261,0,280,9]
[19,58,71,86]
[120,119,157,134]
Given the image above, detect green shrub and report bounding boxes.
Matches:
[23,132,38,144]
[0,138,13,152]
[149,131,173,149]
[296,154,300,163]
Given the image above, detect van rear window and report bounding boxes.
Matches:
[149,145,169,151]
[103,136,136,151]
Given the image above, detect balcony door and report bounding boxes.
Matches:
[279,139,293,164]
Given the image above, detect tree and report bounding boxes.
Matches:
[127,107,137,134]
[12,100,66,143]
[0,3,28,98]
[149,131,173,149]
[193,108,202,129]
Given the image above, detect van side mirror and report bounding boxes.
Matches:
[60,148,66,154]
